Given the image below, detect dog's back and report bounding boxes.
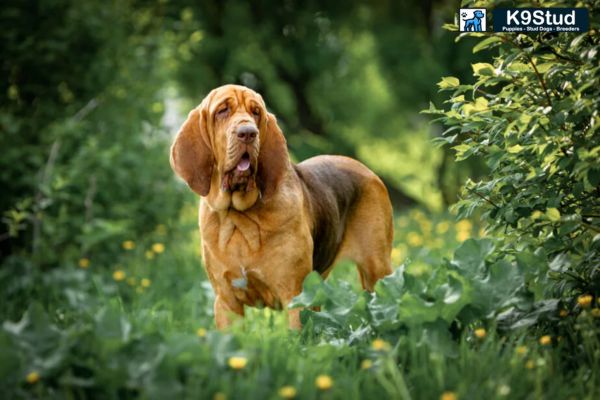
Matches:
[294,155,392,277]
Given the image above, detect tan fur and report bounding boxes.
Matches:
[170,85,393,329]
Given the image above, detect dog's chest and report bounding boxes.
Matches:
[213,211,261,257]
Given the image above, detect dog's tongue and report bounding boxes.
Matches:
[237,157,251,171]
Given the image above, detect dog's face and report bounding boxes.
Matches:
[170,85,289,210]
[209,85,265,193]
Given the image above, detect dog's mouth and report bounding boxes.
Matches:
[236,152,251,172]
[222,151,257,193]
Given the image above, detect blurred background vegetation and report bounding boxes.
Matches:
[1,0,485,274]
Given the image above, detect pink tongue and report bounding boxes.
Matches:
[237,158,251,171]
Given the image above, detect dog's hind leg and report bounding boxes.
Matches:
[336,175,393,291]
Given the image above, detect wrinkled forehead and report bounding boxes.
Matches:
[207,85,265,112]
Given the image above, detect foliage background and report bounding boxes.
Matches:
[0,0,598,398]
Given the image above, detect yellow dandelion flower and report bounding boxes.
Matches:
[196,328,207,337]
[407,232,423,247]
[315,374,333,390]
[456,219,472,232]
[539,335,551,346]
[591,308,600,318]
[474,328,486,339]
[515,346,528,355]
[456,230,470,242]
[371,338,391,351]
[391,248,403,264]
[228,356,248,370]
[141,278,151,288]
[152,243,165,254]
[78,258,90,268]
[113,270,126,281]
[145,250,155,260]
[26,371,40,384]
[361,359,373,370]
[278,386,297,399]
[525,360,535,369]
[436,221,450,234]
[127,277,137,286]
[213,393,226,400]
[419,219,432,234]
[122,240,135,250]
[577,294,593,308]
[559,309,568,317]
[440,391,457,400]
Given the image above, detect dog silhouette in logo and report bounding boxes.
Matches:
[462,10,485,31]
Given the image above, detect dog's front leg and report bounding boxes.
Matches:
[286,307,302,330]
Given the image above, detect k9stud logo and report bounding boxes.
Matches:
[459,9,487,32]
[492,8,589,32]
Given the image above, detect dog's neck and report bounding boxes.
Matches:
[204,169,261,212]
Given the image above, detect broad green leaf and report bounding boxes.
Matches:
[536,63,554,74]
[472,97,489,111]
[546,207,561,222]
[472,63,495,76]
[289,272,327,308]
[473,36,503,53]
[437,76,460,89]
[451,239,495,277]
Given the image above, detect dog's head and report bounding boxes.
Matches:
[170,85,289,210]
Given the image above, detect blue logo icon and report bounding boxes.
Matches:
[459,9,487,32]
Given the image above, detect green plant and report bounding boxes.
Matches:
[425,0,599,305]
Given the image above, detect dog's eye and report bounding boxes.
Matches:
[252,107,260,117]
[217,105,229,117]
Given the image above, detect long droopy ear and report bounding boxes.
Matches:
[170,106,214,196]
[257,113,290,200]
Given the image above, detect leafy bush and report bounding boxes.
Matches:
[425,0,599,306]
[292,238,540,352]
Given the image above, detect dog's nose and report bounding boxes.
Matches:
[236,125,258,143]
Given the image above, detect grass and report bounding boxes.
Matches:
[1,205,598,399]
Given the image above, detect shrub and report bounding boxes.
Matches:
[425,0,599,305]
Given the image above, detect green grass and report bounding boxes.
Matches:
[1,206,598,399]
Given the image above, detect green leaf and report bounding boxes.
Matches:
[437,76,460,89]
[473,36,503,53]
[289,272,327,308]
[451,239,495,277]
[472,63,495,76]
[507,144,523,154]
[546,207,561,222]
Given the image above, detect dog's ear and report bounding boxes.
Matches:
[257,113,289,200]
[170,106,214,196]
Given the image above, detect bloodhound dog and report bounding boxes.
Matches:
[170,84,393,329]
